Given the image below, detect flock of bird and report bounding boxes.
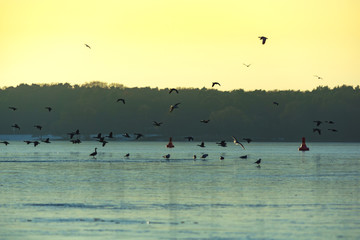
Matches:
[0,36,329,167]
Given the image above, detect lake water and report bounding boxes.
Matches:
[0,141,359,239]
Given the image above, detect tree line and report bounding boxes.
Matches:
[1,82,359,142]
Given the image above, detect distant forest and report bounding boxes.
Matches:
[1,82,359,142]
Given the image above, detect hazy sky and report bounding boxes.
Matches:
[1,0,359,91]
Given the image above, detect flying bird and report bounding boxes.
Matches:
[12,124,20,130]
[200,120,210,123]
[258,36,268,45]
[153,121,163,127]
[124,153,130,158]
[34,125,42,130]
[313,120,322,126]
[67,129,80,139]
[185,136,194,141]
[325,120,335,124]
[243,63,251,68]
[220,156,225,160]
[33,141,40,147]
[169,103,181,112]
[45,107,52,112]
[314,75,323,80]
[273,101,279,106]
[90,148,98,158]
[85,44,91,49]
[216,140,227,147]
[106,132,114,138]
[328,128,338,132]
[117,98,125,104]
[93,133,102,139]
[313,128,321,135]
[169,88,179,94]
[0,141,10,146]
[41,138,51,143]
[201,154,208,160]
[197,141,205,148]
[134,133,143,140]
[212,82,221,87]
[239,155,248,159]
[9,107,17,111]
[193,155,197,161]
[122,133,131,138]
[231,136,245,149]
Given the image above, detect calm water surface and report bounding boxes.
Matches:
[0,141,359,239]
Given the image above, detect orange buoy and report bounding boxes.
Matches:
[298,137,309,151]
[166,137,174,148]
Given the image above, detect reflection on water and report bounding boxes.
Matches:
[0,141,360,239]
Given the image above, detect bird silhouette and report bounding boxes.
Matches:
[216,140,227,147]
[169,88,179,94]
[212,82,221,87]
[314,75,323,80]
[153,121,163,127]
[328,128,338,132]
[254,158,261,165]
[12,124,20,130]
[325,120,335,124]
[243,63,251,68]
[122,133,131,138]
[273,101,279,106]
[239,155,248,159]
[193,155,197,161]
[24,140,32,145]
[185,136,194,141]
[9,107,17,111]
[124,153,130,158]
[231,136,245,149]
[117,98,125,104]
[258,36,268,44]
[106,132,113,138]
[34,125,42,130]
[93,133,102,139]
[243,138,252,143]
[201,154,208,160]
[169,103,181,112]
[313,120,322,126]
[220,156,225,160]
[45,107,52,112]
[134,133,143,140]
[90,148,98,158]
[41,138,51,143]
[33,141,40,147]
[197,141,205,148]
[313,128,321,135]
[85,44,91,49]
[68,129,80,139]
[0,141,10,146]
[200,120,210,123]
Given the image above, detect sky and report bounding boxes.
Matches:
[0,0,359,91]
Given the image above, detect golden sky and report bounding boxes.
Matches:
[0,0,359,91]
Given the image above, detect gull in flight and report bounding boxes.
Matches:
[169,103,181,112]
[314,75,323,80]
[231,136,245,149]
[85,44,91,49]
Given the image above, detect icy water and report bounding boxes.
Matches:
[0,141,359,240]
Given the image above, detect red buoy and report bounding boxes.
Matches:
[166,137,174,148]
[298,137,309,151]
